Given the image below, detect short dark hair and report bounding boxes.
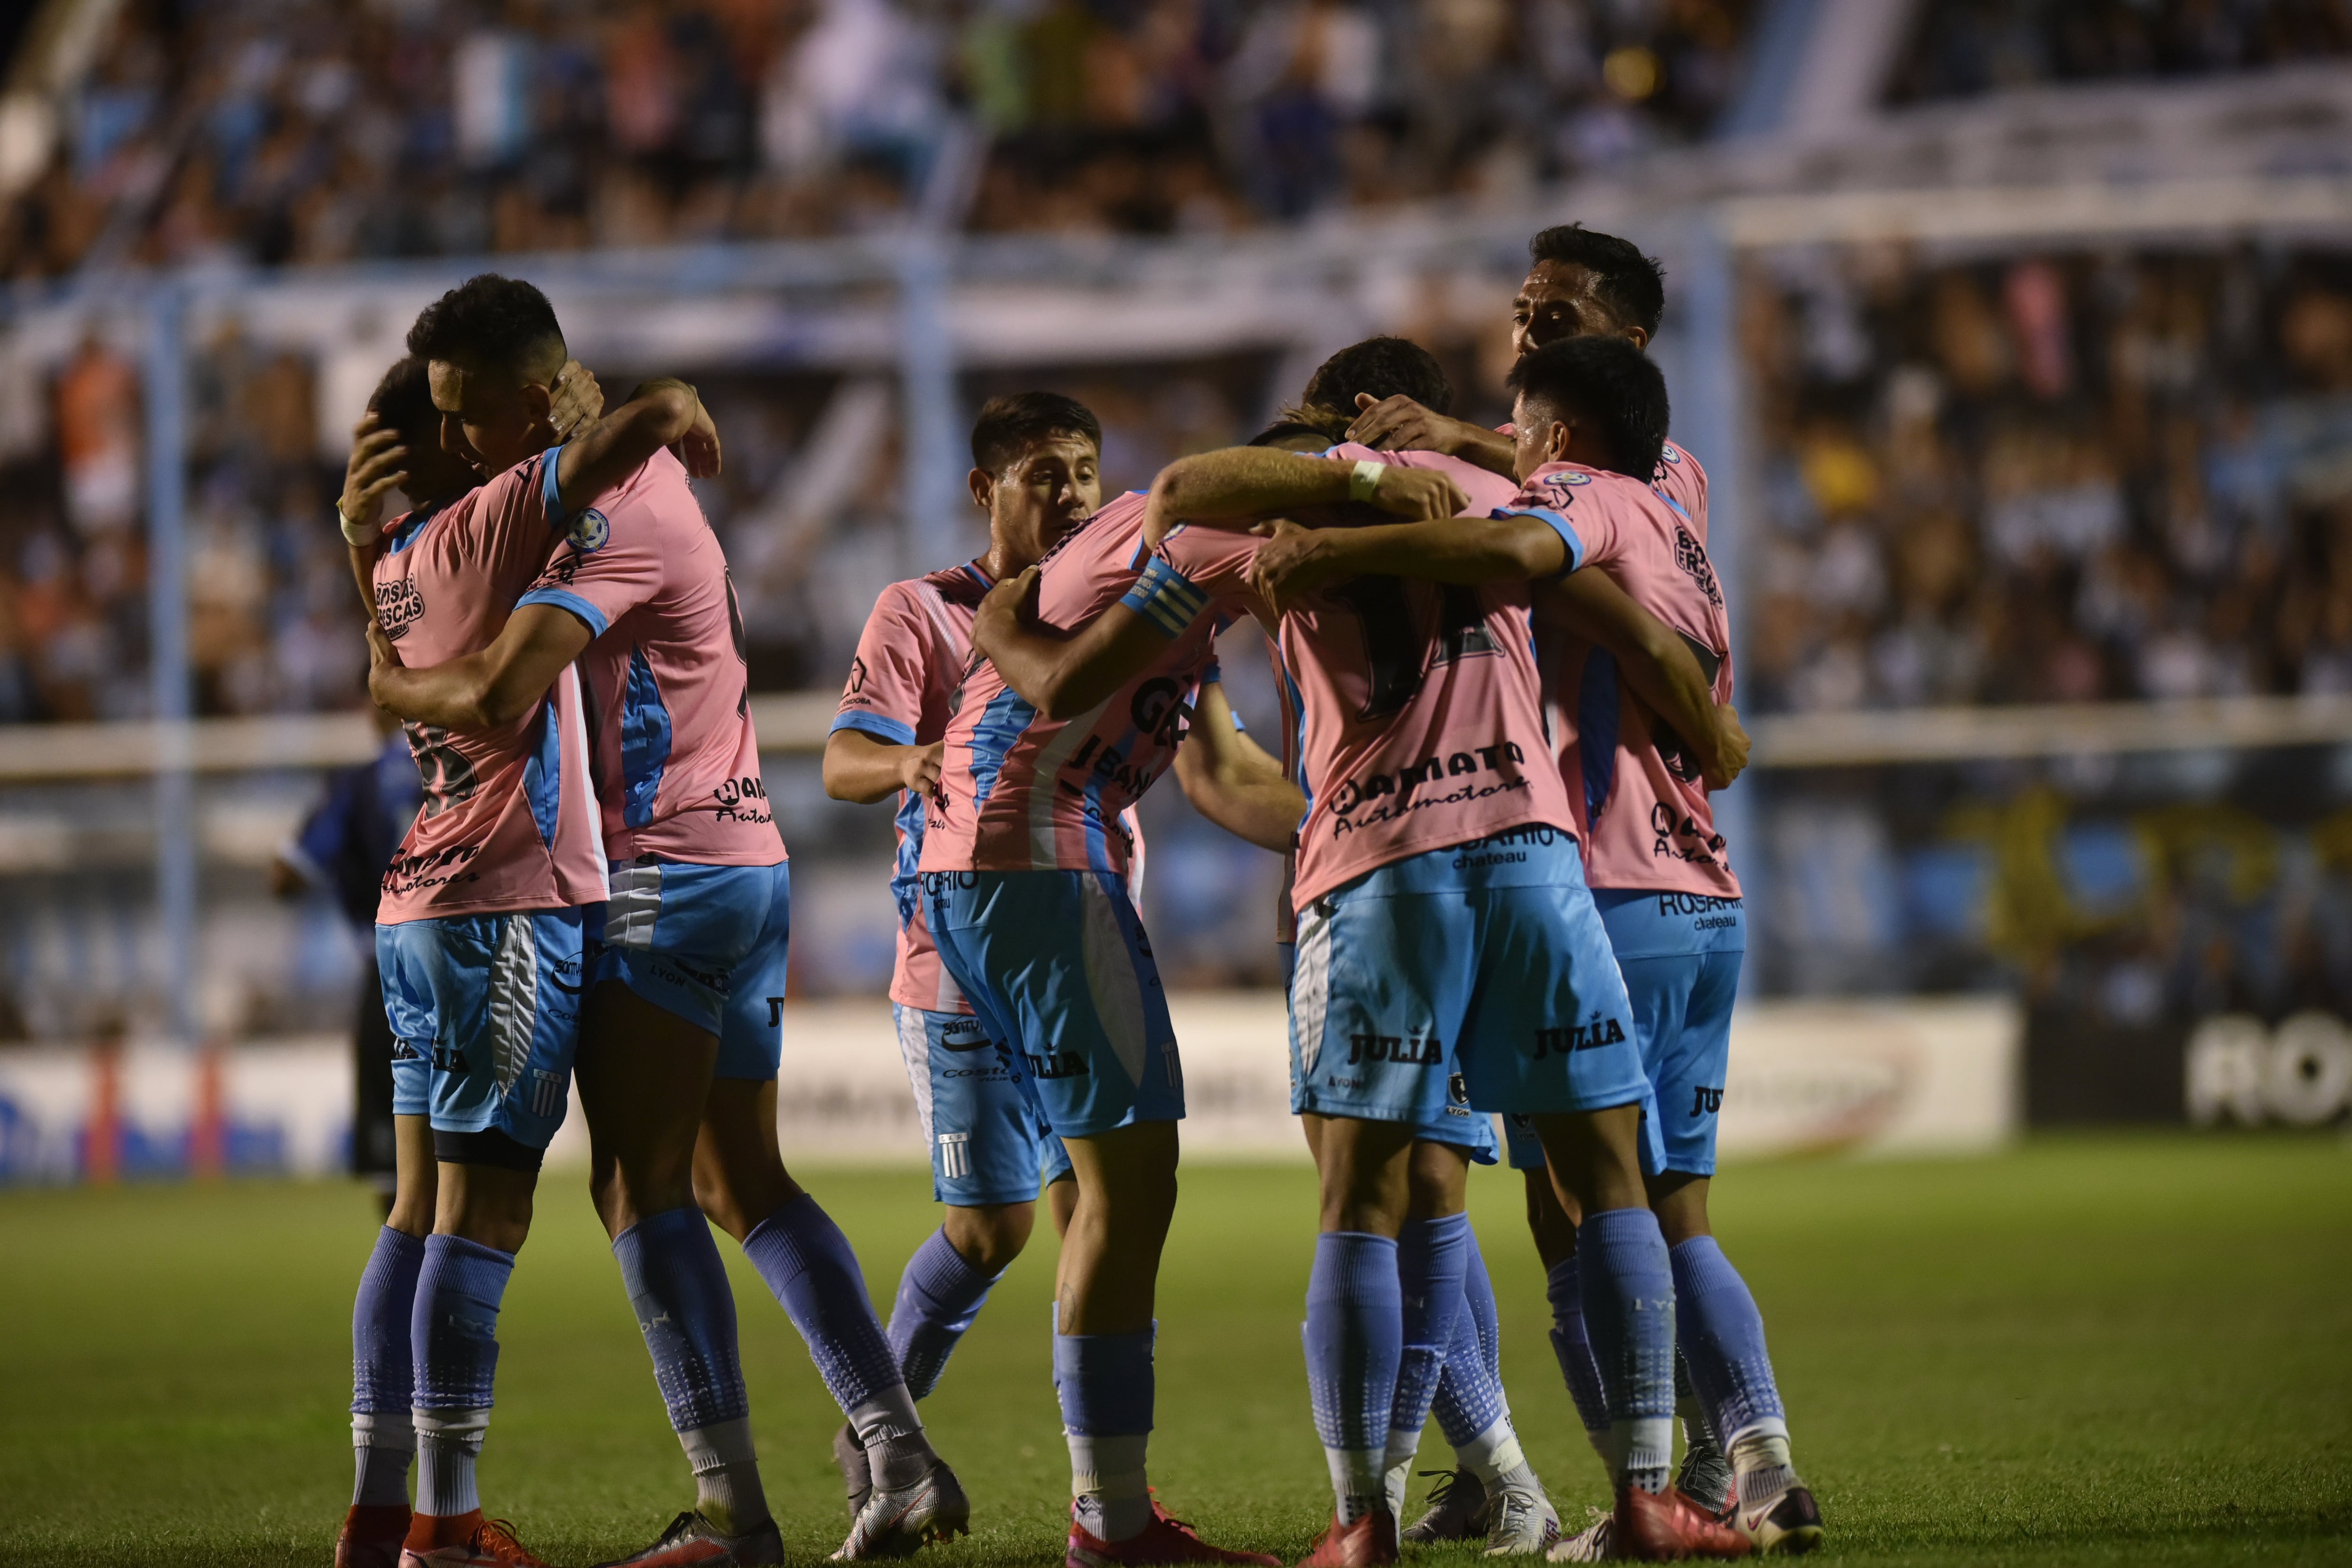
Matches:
[1300,335,1453,420]
[1506,334,1669,479]
[1249,418,1335,448]
[367,356,437,448]
[970,392,1102,474]
[405,273,566,383]
[1528,225,1666,340]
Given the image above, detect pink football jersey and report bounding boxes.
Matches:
[372,462,606,922]
[920,492,1219,877]
[1131,447,1577,908]
[835,560,1152,1011]
[1514,461,1740,899]
[516,447,783,868]
[1497,424,1708,538]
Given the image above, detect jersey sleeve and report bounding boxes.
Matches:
[1493,470,1622,576]
[466,454,568,599]
[512,446,663,637]
[832,583,936,746]
[1119,524,1265,638]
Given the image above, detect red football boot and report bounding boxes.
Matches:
[1610,1486,1750,1561]
[1295,1509,1398,1568]
[339,1503,413,1568]
[1066,1501,1282,1568]
[399,1511,559,1568]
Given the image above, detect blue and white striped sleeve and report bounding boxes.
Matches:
[1119,553,1211,639]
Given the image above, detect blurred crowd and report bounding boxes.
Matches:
[1888,0,2352,102]
[1,0,1752,277]
[1741,245,2352,715]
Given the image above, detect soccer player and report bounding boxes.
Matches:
[333,351,708,1568]
[1247,338,1779,1560]
[819,393,1097,1503]
[972,349,1738,1566]
[367,276,959,1567]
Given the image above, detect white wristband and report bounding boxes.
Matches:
[338,504,381,548]
[1349,460,1385,504]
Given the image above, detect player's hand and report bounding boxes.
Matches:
[1246,518,1346,612]
[550,359,604,440]
[1347,393,1483,458]
[972,566,1041,659]
[339,413,408,536]
[1706,702,1750,790]
[1359,463,1469,521]
[898,741,944,797]
[673,395,722,479]
[364,619,404,708]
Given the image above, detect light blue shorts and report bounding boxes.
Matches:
[1288,829,1654,1162]
[894,1003,1076,1205]
[591,858,793,1080]
[924,869,1185,1139]
[1503,890,1744,1177]
[1278,941,1497,1163]
[376,907,587,1154]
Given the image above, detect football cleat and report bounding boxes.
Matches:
[1544,1510,1611,1564]
[399,1512,557,1568]
[831,1457,971,1560]
[339,1503,412,1568]
[1066,1501,1283,1568]
[834,1422,875,1518]
[591,1510,785,1567]
[1401,1469,1486,1544]
[1295,1509,1398,1568]
[1482,1479,1560,1557]
[1733,1483,1822,1556]
[1611,1485,1750,1560]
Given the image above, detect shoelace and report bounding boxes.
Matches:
[476,1519,540,1565]
[1417,1469,1473,1516]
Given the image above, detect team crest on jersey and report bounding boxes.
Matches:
[1673,524,1722,606]
[1549,470,1592,487]
[1661,443,1682,464]
[568,508,611,552]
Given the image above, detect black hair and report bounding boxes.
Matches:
[1300,335,1453,420]
[1527,225,1666,340]
[1248,418,1335,448]
[366,356,437,448]
[1505,334,1669,479]
[970,392,1102,474]
[405,273,566,382]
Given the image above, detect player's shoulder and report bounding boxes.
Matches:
[912,559,993,608]
[1042,490,1149,573]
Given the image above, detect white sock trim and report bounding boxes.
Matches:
[1451,1415,1524,1485]
[683,1415,759,1474]
[849,1384,923,1446]
[353,1410,416,1451]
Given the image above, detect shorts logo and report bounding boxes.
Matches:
[938,1025,994,1054]
[527,1069,564,1118]
[938,1132,971,1180]
[1689,1085,1723,1117]
[1447,1073,1470,1107]
[1345,1033,1444,1068]
[391,1040,421,1061]
[1025,1049,1089,1080]
[1533,1015,1627,1059]
[568,508,611,552]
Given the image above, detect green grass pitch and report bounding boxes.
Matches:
[1,1134,2347,1567]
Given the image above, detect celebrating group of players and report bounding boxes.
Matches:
[331,222,1822,1568]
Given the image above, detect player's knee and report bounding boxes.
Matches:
[942,1202,1034,1274]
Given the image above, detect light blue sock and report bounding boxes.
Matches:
[614,1207,765,1532]
[889,1227,1003,1401]
[410,1234,513,1518]
[1430,1235,1527,1486]
[1390,1214,1469,1452]
[351,1226,424,1507]
[1577,1210,1676,1495]
[1672,1236,1790,1478]
[1304,1231,1401,1522]
[1462,1227,1502,1382]
[741,1194,907,1417]
[1544,1255,1611,1441]
[1054,1327,1155,1542]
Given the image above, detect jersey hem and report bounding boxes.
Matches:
[1288,810,1576,909]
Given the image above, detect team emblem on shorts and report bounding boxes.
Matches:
[568,507,611,552]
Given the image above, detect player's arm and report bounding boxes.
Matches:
[1541,571,1748,790]
[1173,683,1303,852]
[365,603,593,731]
[970,566,1175,722]
[1343,394,1517,477]
[552,377,720,516]
[822,732,942,805]
[1244,513,1570,610]
[1143,446,1466,543]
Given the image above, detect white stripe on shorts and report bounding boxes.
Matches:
[486,915,541,1098]
[893,1005,938,1148]
[1078,875,1149,1090]
[1290,898,1334,1088]
[604,858,663,949]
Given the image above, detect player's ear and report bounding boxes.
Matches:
[968,467,994,513]
[1546,418,1576,465]
[520,378,554,424]
[1621,324,1650,352]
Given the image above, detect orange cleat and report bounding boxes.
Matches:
[1295,1510,1398,1568]
[339,1503,413,1568]
[400,1511,559,1568]
[1066,1501,1282,1568]
[1609,1485,1750,1561]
